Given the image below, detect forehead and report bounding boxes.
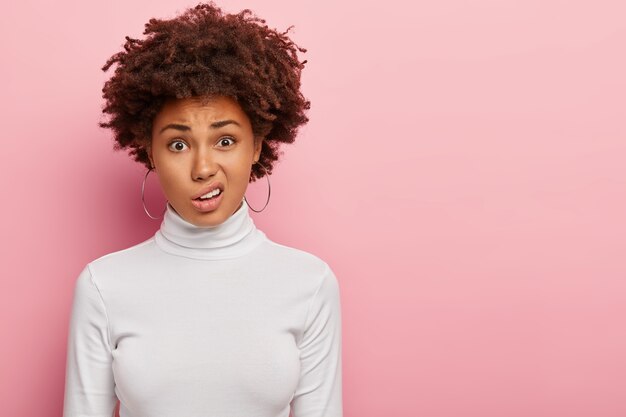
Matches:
[154,95,249,124]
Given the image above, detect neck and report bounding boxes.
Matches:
[153,199,266,260]
[169,199,245,227]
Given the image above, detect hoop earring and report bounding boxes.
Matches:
[244,161,271,213]
[141,168,166,220]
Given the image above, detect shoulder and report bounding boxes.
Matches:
[256,238,340,293]
[260,238,331,275]
[258,239,342,324]
[83,236,157,282]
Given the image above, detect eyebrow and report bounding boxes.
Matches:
[158,120,241,134]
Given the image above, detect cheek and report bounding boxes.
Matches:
[224,152,252,176]
[233,161,253,182]
[155,162,186,194]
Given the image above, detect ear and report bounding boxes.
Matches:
[253,137,263,162]
[146,144,155,168]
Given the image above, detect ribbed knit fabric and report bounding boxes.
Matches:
[63,199,342,417]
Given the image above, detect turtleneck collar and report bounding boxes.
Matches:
[153,199,266,260]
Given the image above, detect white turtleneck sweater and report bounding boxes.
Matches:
[63,200,342,417]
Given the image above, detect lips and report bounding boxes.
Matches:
[192,182,224,200]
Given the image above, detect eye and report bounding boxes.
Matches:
[217,137,236,148]
[168,140,188,152]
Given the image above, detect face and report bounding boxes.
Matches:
[148,95,262,227]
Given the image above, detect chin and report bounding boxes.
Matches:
[185,211,225,227]
[174,196,240,227]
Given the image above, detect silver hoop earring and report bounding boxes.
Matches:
[141,168,166,220]
[244,161,271,213]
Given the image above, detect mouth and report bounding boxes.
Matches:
[191,183,225,212]
[192,182,224,200]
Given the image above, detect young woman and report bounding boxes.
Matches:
[62,3,343,417]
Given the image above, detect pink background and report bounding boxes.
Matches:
[1,0,625,416]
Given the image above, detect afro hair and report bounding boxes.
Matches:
[99,2,310,181]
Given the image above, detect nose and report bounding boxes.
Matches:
[191,148,217,181]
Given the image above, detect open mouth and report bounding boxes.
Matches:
[194,188,222,201]
[191,187,224,212]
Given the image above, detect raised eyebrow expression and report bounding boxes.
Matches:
[158,120,242,135]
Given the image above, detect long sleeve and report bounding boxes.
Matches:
[290,264,343,417]
[63,265,117,417]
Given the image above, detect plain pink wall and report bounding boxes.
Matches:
[1,0,625,416]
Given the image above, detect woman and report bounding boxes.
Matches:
[62,3,343,417]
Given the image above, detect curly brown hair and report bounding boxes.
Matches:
[100,2,310,181]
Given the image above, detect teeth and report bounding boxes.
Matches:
[199,188,221,200]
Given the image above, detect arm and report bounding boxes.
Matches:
[290,264,343,417]
[63,265,117,417]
